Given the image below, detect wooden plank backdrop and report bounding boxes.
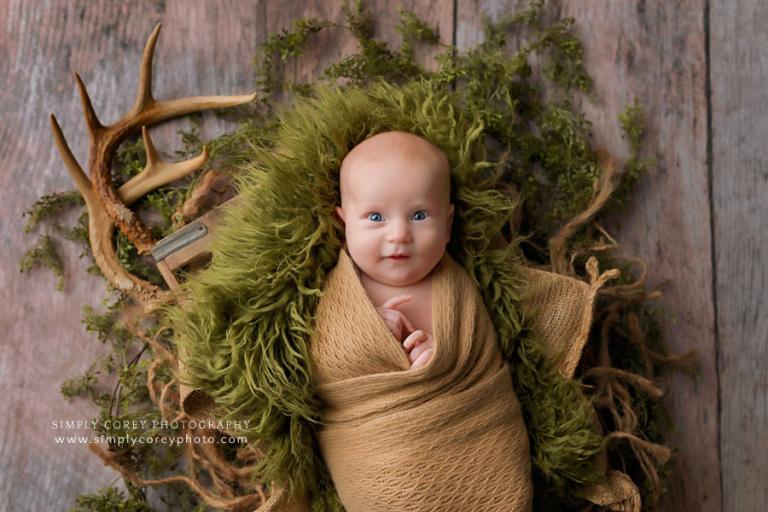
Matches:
[0,1,763,511]
[710,1,768,510]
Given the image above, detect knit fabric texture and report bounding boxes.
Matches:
[310,249,532,511]
[518,259,621,378]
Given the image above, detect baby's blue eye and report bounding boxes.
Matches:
[368,212,383,222]
[412,210,428,221]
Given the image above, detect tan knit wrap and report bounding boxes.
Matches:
[518,258,620,379]
[308,249,533,511]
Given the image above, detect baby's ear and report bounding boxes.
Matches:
[335,206,346,225]
[446,204,455,240]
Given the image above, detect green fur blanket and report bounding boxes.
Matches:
[167,80,600,510]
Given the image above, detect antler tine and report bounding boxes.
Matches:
[127,22,257,124]
[74,73,103,138]
[143,124,162,166]
[142,93,259,121]
[129,23,161,117]
[117,126,210,205]
[128,23,258,121]
[49,114,94,200]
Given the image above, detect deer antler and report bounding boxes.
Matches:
[50,24,256,308]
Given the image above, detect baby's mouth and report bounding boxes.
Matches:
[387,254,410,260]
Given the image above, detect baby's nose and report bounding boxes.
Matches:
[387,220,412,243]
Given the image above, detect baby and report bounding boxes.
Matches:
[335,131,454,370]
[311,130,533,510]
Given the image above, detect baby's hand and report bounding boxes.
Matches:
[375,295,415,341]
[402,330,436,370]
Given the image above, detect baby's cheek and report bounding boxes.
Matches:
[347,230,377,266]
[420,233,447,262]
[357,231,380,255]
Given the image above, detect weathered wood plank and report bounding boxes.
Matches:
[456,1,718,511]
[0,1,260,509]
[550,4,718,510]
[710,1,768,511]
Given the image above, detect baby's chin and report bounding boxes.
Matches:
[365,265,433,287]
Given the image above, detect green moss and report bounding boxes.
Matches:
[257,17,332,94]
[22,191,83,233]
[61,368,99,400]
[19,234,66,291]
[113,136,148,186]
[612,100,653,210]
[68,486,154,512]
[397,9,440,47]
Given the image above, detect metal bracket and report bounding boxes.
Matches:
[151,221,208,262]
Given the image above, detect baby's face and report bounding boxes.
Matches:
[336,132,454,287]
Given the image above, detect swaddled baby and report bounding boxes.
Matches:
[335,131,452,370]
[308,131,533,511]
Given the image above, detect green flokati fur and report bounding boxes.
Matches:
[514,328,603,504]
[167,80,601,510]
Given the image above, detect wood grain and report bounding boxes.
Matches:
[456,1,719,511]
[0,1,259,509]
[710,1,768,511]
[552,5,718,511]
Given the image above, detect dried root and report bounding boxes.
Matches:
[548,153,696,506]
[92,324,272,510]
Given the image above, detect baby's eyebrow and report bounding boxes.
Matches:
[358,206,385,215]
[358,202,384,210]
[411,200,440,209]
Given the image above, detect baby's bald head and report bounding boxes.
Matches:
[339,131,451,207]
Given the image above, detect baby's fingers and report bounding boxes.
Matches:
[396,310,415,333]
[410,348,434,370]
[402,330,427,351]
[382,317,402,339]
[380,294,413,310]
[408,340,432,363]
